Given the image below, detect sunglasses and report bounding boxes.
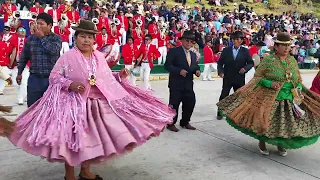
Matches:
[145,38,151,41]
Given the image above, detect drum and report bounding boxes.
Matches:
[252,54,261,67]
[98,44,120,68]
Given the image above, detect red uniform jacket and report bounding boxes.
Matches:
[148,23,159,39]
[132,29,145,46]
[54,26,70,43]
[47,9,62,22]
[95,33,110,50]
[157,34,169,47]
[249,45,259,57]
[132,15,145,29]
[116,15,129,31]
[175,32,183,47]
[58,4,66,12]
[140,44,160,68]
[30,7,44,14]
[97,17,109,31]
[66,11,80,27]
[10,36,30,68]
[0,4,17,22]
[203,45,216,64]
[122,44,139,65]
[107,29,121,45]
[0,41,10,66]
[2,33,16,54]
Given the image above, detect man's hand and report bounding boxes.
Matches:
[6,77,12,85]
[180,69,188,77]
[195,70,201,77]
[270,82,281,90]
[239,68,246,74]
[34,27,45,38]
[69,82,86,93]
[16,75,22,85]
[119,68,129,79]
[219,73,224,78]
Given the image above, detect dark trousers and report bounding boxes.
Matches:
[27,74,49,107]
[169,88,196,126]
[217,78,245,116]
[16,0,32,10]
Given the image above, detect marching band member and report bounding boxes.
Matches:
[175,27,185,47]
[140,34,160,90]
[66,6,80,46]
[95,27,109,50]
[116,10,129,46]
[0,0,17,26]
[47,3,61,28]
[122,37,140,85]
[10,27,29,105]
[30,2,44,14]
[157,24,169,65]
[148,18,159,48]
[97,10,109,31]
[54,19,70,55]
[132,10,145,29]
[108,19,122,63]
[2,26,16,50]
[0,32,12,95]
[132,21,145,48]
[202,40,217,81]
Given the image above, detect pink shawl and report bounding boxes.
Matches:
[13,48,174,152]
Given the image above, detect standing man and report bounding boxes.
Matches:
[122,37,141,86]
[17,13,62,107]
[202,40,217,81]
[164,31,201,132]
[217,31,254,120]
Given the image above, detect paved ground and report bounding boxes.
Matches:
[0,73,320,180]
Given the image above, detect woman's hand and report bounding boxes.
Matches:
[69,82,86,93]
[119,68,129,79]
[270,82,281,90]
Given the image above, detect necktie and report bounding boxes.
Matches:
[186,50,191,66]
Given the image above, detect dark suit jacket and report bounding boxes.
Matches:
[217,46,254,83]
[164,46,200,90]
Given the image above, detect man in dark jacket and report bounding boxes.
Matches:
[216,31,254,120]
[164,31,201,132]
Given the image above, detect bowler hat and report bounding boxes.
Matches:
[273,32,292,44]
[178,30,195,41]
[72,20,100,34]
[231,31,244,39]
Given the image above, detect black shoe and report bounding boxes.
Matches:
[217,115,223,120]
[79,175,103,180]
[167,124,179,132]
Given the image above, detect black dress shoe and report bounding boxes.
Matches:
[79,175,103,180]
[217,115,223,120]
[180,124,196,130]
[167,124,179,132]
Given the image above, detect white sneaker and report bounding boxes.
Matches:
[279,149,288,157]
[259,147,270,156]
[18,100,24,105]
[0,91,3,95]
[202,78,208,81]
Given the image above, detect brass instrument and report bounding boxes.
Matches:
[59,14,68,29]
[30,12,38,21]
[114,18,120,26]
[13,11,20,19]
[62,4,71,14]
[92,18,99,25]
[183,23,189,30]
[136,19,143,27]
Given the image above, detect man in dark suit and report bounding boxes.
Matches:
[217,31,254,120]
[164,30,201,132]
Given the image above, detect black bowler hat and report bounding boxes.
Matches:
[179,30,195,41]
[231,31,244,39]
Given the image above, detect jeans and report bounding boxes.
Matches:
[27,74,49,107]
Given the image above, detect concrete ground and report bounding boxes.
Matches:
[0,72,319,180]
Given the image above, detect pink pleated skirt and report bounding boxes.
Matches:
[10,86,166,166]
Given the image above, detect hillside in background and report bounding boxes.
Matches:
[164,0,320,17]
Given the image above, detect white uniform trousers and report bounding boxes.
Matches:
[51,22,58,32]
[0,66,11,94]
[120,28,127,45]
[69,24,76,46]
[140,62,151,90]
[158,46,167,65]
[111,42,120,64]
[11,66,29,104]
[151,38,158,48]
[124,64,137,86]
[60,42,70,55]
[202,63,217,80]
[245,67,256,84]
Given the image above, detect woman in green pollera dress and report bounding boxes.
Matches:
[217,32,320,156]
